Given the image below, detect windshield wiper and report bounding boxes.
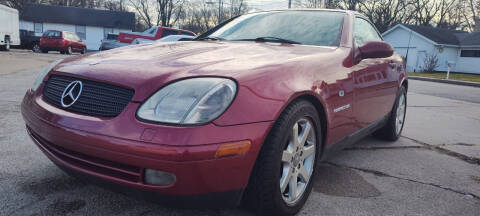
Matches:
[234,37,301,44]
[195,36,225,41]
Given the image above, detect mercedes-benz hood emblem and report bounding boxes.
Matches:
[61,80,83,108]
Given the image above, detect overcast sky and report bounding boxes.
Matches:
[246,0,289,11]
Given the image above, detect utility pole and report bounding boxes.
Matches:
[218,0,222,24]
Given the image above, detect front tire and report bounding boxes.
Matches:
[32,43,41,53]
[244,100,322,215]
[374,85,407,141]
[80,47,86,54]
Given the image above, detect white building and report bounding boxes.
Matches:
[19,4,135,50]
[382,24,480,74]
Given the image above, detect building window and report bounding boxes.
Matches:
[75,25,86,40]
[104,27,114,38]
[34,22,43,33]
[460,50,480,57]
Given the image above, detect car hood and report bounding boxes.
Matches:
[53,41,337,101]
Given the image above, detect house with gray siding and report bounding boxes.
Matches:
[382,24,480,74]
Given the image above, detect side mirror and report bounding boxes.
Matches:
[358,41,394,59]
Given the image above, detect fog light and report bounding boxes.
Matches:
[144,169,176,186]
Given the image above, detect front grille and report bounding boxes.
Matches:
[28,127,142,183]
[43,75,134,117]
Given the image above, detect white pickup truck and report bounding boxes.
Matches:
[0,4,20,51]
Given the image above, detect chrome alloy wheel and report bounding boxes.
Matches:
[395,93,406,135]
[280,118,316,205]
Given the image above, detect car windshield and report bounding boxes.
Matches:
[205,11,345,46]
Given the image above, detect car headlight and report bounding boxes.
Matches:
[137,78,237,125]
[32,59,62,91]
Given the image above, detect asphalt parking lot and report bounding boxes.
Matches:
[1,49,479,215]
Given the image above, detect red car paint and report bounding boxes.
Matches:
[21,10,406,202]
[118,26,196,44]
[39,30,86,53]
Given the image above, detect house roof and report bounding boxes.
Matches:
[383,24,480,47]
[20,4,135,30]
[403,24,468,45]
[460,32,480,46]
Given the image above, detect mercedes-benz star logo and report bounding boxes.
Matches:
[61,80,83,108]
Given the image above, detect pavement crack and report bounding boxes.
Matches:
[408,105,456,108]
[345,146,424,151]
[401,136,480,166]
[326,162,480,200]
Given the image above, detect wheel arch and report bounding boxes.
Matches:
[401,78,408,91]
[293,94,328,153]
[266,92,329,156]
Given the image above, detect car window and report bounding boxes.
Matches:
[45,31,61,37]
[162,29,178,37]
[179,38,193,41]
[64,32,71,40]
[72,33,81,41]
[207,11,344,46]
[181,31,194,36]
[106,34,118,40]
[354,17,381,46]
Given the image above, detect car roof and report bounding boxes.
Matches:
[244,9,363,18]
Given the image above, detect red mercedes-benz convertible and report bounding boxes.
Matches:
[21,9,407,215]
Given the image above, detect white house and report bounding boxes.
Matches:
[19,4,135,50]
[382,24,480,74]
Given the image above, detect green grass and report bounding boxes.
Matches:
[408,72,480,83]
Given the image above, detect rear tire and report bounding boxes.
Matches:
[41,49,48,53]
[244,100,322,216]
[66,46,72,55]
[80,47,86,54]
[373,85,407,141]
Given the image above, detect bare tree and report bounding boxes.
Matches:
[358,0,415,33]
[422,53,439,73]
[411,0,441,26]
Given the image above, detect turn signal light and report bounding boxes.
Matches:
[214,140,251,158]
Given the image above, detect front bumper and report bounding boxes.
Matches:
[21,89,271,203]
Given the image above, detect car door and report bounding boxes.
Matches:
[352,17,397,128]
[44,31,55,48]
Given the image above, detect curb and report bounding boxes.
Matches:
[408,76,480,88]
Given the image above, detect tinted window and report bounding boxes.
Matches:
[162,29,178,37]
[354,17,382,46]
[44,31,61,37]
[104,27,114,38]
[106,34,118,40]
[460,50,480,57]
[179,38,193,41]
[181,31,195,36]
